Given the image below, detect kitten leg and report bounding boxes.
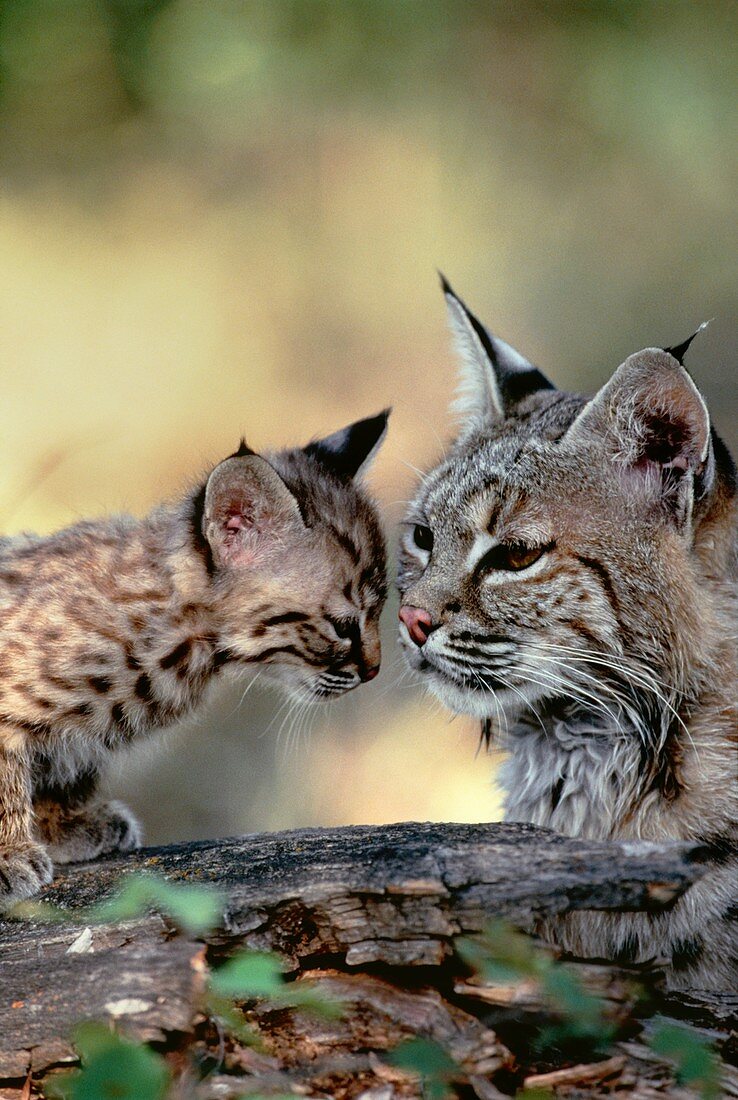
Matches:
[33,769,142,864]
[0,731,54,905]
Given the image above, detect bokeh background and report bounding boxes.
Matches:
[0,0,735,843]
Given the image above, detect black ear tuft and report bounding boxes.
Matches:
[304,410,390,480]
[438,269,453,296]
[440,273,555,420]
[664,321,711,365]
[230,438,255,459]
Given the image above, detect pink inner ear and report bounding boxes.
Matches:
[225,513,245,532]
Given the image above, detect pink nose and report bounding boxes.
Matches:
[399,605,434,648]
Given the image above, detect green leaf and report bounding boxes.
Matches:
[68,1021,121,1062]
[541,966,607,1038]
[210,949,342,1018]
[457,921,545,983]
[46,1027,170,1100]
[7,871,225,936]
[6,898,72,923]
[210,950,286,998]
[387,1037,458,1100]
[89,872,225,934]
[650,1021,721,1100]
[204,990,263,1045]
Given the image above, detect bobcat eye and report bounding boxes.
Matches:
[479,542,550,573]
[329,617,355,640]
[413,525,433,552]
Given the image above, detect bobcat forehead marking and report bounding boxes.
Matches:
[399,277,737,991]
[0,410,390,908]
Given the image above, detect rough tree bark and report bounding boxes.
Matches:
[0,821,735,1098]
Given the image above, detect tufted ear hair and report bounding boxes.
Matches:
[663,320,711,366]
[303,409,390,481]
[565,347,714,525]
[203,454,305,567]
[440,273,555,422]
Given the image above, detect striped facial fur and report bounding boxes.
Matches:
[399,278,737,990]
[0,411,388,905]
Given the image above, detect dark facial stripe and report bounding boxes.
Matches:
[330,526,360,564]
[261,612,310,627]
[574,555,623,628]
[455,630,510,645]
[252,644,324,668]
[568,619,604,647]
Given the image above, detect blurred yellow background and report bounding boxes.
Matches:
[0,1,735,842]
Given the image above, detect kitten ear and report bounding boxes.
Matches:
[440,274,555,421]
[304,409,390,480]
[203,454,305,567]
[565,347,713,522]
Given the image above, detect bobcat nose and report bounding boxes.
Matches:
[399,605,435,648]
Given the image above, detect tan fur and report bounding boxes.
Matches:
[0,416,388,905]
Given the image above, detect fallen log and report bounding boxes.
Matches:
[0,820,729,1098]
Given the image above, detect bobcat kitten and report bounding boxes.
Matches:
[0,412,389,904]
[399,278,737,990]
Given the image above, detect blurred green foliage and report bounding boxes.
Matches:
[650,1019,723,1100]
[210,946,341,1016]
[388,1036,459,1100]
[9,869,225,934]
[46,1021,171,1100]
[457,920,613,1054]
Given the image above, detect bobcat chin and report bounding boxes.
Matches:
[398,276,737,991]
[0,412,389,905]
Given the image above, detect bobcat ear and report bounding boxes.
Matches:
[303,409,390,480]
[440,273,555,421]
[566,347,713,522]
[203,454,305,567]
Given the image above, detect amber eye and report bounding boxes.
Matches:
[478,542,549,573]
[413,524,433,552]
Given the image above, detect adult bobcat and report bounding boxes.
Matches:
[0,413,388,905]
[398,279,737,990]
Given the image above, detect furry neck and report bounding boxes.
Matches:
[496,695,688,841]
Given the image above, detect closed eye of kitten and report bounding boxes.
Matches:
[0,409,389,906]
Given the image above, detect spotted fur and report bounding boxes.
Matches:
[0,412,389,905]
[398,279,737,990]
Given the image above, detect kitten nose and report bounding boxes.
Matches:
[362,664,380,682]
[399,605,435,647]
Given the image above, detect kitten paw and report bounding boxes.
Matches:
[43,801,143,865]
[96,800,143,856]
[0,842,54,906]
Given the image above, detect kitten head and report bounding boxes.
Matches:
[200,411,389,698]
[398,278,736,738]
